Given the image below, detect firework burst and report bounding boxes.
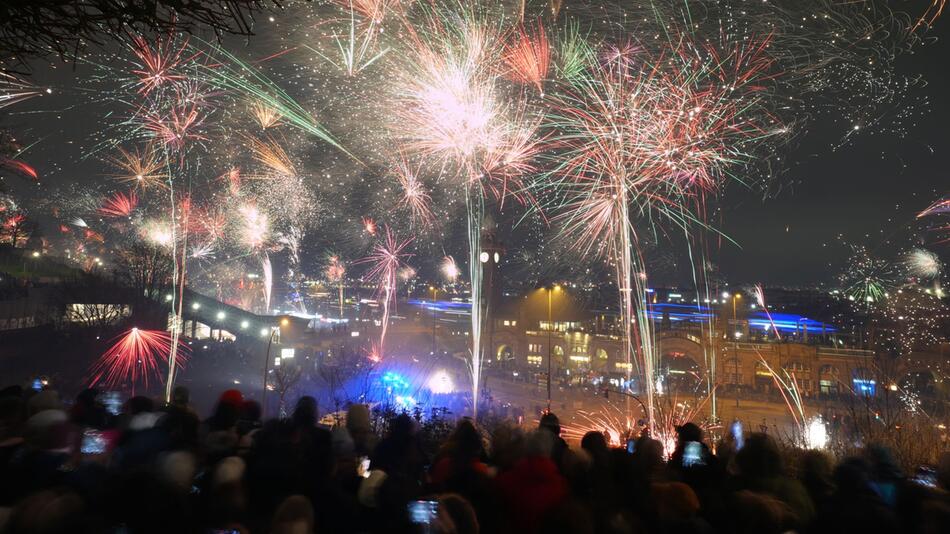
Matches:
[142,104,207,151]
[392,157,433,225]
[98,191,138,218]
[0,72,45,110]
[503,21,550,93]
[250,101,282,129]
[359,226,413,362]
[237,204,271,251]
[129,34,192,96]
[326,254,347,318]
[839,245,895,305]
[89,328,189,392]
[247,135,296,177]
[107,145,168,190]
[545,33,778,424]
[905,248,942,280]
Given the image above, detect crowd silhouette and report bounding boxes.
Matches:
[0,384,949,533]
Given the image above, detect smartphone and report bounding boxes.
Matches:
[102,391,122,416]
[358,456,371,478]
[626,438,636,454]
[912,466,937,488]
[408,500,438,525]
[81,429,107,454]
[31,378,43,391]
[683,441,705,467]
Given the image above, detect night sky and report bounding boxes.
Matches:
[720,18,950,286]
[2,1,948,292]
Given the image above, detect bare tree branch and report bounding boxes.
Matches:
[0,0,287,70]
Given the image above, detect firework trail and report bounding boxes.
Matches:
[561,403,637,446]
[0,72,45,110]
[278,227,307,313]
[197,41,355,159]
[914,1,946,30]
[89,328,189,393]
[262,253,273,312]
[1,159,38,180]
[309,4,390,77]
[753,284,781,339]
[755,353,807,438]
[359,226,413,362]
[918,197,950,218]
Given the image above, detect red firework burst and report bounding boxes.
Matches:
[89,328,189,392]
[362,216,377,235]
[358,226,413,361]
[130,35,193,95]
[98,191,138,218]
[503,21,550,92]
[142,104,207,151]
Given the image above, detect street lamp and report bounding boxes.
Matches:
[731,293,742,408]
[544,284,561,412]
[262,323,283,416]
[429,285,440,356]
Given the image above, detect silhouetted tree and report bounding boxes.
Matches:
[1,0,284,69]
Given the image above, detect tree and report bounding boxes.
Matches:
[117,241,173,300]
[272,359,302,418]
[0,0,284,69]
[1,211,34,247]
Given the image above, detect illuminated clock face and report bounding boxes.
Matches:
[494,252,500,263]
[480,251,489,263]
